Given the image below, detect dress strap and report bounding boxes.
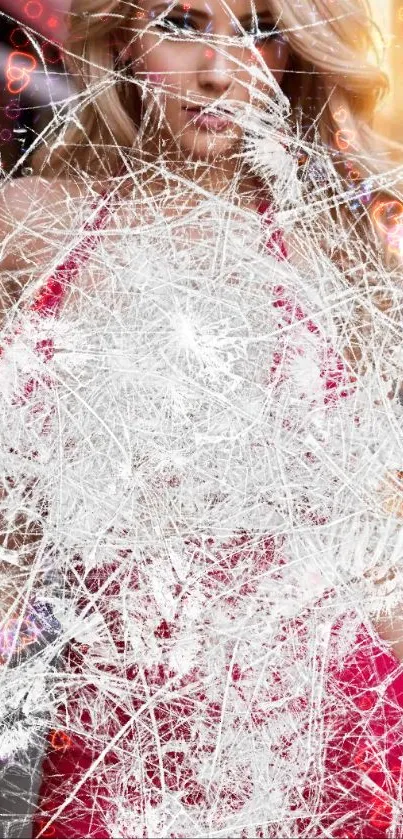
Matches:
[31,191,111,317]
[30,192,285,318]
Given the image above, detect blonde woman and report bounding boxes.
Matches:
[1,0,403,837]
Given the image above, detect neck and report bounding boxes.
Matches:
[132,147,265,212]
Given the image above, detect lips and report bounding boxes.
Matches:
[184,105,220,114]
[183,106,232,131]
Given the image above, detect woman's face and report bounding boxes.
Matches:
[128,0,289,162]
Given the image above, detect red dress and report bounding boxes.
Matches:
[19,195,403,839]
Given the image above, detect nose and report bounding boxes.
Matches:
[197,44,234,96]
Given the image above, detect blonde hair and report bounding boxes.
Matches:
[32,0,401,186]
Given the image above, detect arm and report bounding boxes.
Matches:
[369,466,403,662]
[0,174,91,646]
[0,174,93,279]
[374,614,403,662]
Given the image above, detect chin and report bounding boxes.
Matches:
[178,130,241,162]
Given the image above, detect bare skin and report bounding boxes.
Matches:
[124,0,289,195]
[0,0,289,276]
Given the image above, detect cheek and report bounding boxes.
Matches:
[134,36,191,91]
[259,40,290,84]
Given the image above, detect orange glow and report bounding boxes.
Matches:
[6,50,37,95]
[335,129,356,152]
[370,0,402,141]
[373,199,403,232]
[372,200,403,256]
[347,169,361,182]
[50,729,72,751]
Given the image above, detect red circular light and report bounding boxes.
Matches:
[10,27,29,48]
[335,129,356,152]
[24,1,43,19]
[50,729,72,751]
[356,694,374,710]
[6,51,37,95]
[5,103,21,120]
[37,820,56,838]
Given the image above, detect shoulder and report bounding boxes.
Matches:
[373,611,403,663]
[0,175,106,273]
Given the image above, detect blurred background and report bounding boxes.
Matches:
[0,0,402,176]
[371,0,403,143]
[0,0,69,175]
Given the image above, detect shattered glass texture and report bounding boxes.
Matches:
[1,5,403,838]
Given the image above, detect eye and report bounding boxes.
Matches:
[151,12,197,34]
[236,20,283,43]
[253,23,282,42]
